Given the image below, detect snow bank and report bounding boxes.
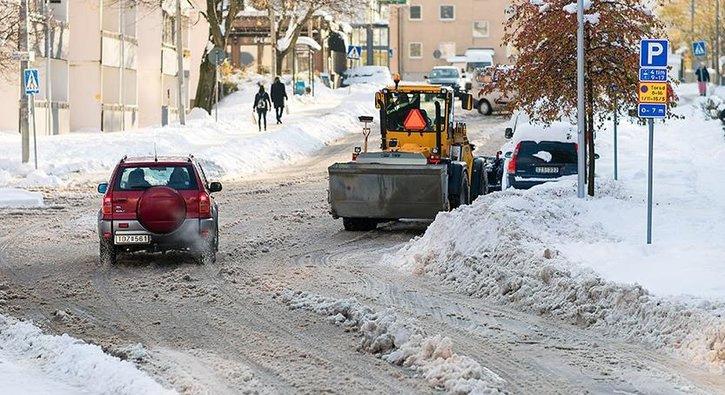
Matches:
[0,78,377,188]
[0,188,44,208]
[280,290,505,393]
[388,86,725,370]
[0,314,174,394]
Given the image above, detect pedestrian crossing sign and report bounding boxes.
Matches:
[692,41,706,57]
[24,68,40,95]
[346,45,362,60]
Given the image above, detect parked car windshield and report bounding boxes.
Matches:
[384,92,448,131]
[518,141,577,164]
[429,68,459,78]
[115,166,198,191]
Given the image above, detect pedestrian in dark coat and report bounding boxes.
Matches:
[253,85,271,131]
[695,64,710,96]
[270,77,288,124]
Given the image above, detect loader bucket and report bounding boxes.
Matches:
[328,163,448,220]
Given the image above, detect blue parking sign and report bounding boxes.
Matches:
[640,39,669,68]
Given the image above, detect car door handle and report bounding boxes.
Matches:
[112,198,128,202]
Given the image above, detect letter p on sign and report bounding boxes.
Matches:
[640,39,669,68]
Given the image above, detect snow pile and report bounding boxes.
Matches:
[280,290,505,393]
[0,79,377,188]
[0,188,44,208]
[388,87,725,370]
[342,66,394,86]
[0,314,174,394]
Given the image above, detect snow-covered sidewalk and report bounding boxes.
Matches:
[0,188,44,208]
[0,75,377,189]
[388,84,725,369]
[0,314,173,394]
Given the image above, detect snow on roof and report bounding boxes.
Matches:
[296,36,321,51]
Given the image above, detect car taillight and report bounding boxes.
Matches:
[427,154,441,164]
[507,142,521,174]
[102,196,112,216]
[198,191,211,218]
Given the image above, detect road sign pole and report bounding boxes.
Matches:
[31,95,38,169]
[576,0,586,198]
[646,118,654,244]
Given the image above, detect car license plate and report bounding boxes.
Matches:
[535,167,559,174]
[114,234,150,245]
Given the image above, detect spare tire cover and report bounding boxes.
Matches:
[137,187,187,234]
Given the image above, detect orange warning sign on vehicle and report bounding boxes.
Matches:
[403,109,427,131]
[638,82,668,103]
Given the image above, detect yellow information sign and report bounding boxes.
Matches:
[638,82,668,103]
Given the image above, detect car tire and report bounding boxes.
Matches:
[478,100,492,115]
[343,217,377,231]
[449,172,469,209]
[99,239,117,265]
[199,240,217,264]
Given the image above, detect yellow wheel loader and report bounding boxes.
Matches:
[328,79,491,231]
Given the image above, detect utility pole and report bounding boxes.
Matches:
[175,0,186,125]
[44,0,52,135]
[19,0,30,163]
[576,0,585,198]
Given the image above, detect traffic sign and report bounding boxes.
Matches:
[639,39,669,68]
[639,68,667,82]
[207,47,226,65]
[692,40,706,57]
[638,82,667,103]
[12,51,35,61]
[346,45,362,60]
[23,68,40,95]
[638,103,666,119]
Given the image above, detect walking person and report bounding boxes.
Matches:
[253,85,271,131]
[270,77,288,124]
[695,64,710,96]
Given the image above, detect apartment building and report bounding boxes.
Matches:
[0,0,208,135]
[388,0,512,80]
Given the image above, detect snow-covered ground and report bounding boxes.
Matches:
[281,290,505,393]
[0,188,44,208]
[0,314,173,394]
[388,84,725,369]
[0,74,377,189]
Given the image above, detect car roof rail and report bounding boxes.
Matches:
[120,155,127,163]
[187,154,194,162]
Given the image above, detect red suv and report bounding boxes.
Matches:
[97,156,222,265]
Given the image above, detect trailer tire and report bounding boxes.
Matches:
[449,172,469,209]
[343,217,378,231]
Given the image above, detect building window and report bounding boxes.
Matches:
[439,5,455,21]
[409,42,422,59]
[409,5,422,21]
[473,20,490,38]
[439,42,456,59]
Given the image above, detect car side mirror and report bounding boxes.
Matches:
[461,74,466,79]
[423,75,428,79]
[374,92,384,109]
[97,182,108,194]
[461,93,474,110]
[594,153,600,160]
[504,151,512,159]
[209,182,223,193]
[504,127,514,139]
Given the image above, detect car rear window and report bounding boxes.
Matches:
[518,141,577,164]
[115,166,198,191]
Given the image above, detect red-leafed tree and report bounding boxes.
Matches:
[494,0,666,195]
